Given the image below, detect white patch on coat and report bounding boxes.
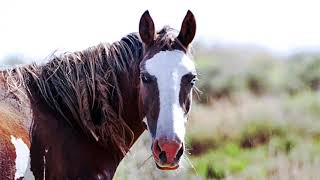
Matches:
[145,50,196,141]
[24,159,35,180]
[10,135,35,180]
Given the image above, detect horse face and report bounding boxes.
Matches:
[139,10,196,170]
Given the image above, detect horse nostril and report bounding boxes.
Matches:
[159,151,167,164]
[156,140,162,152]
[175,145,184,161]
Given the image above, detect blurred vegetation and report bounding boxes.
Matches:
[194,47,320,104]
[0,54,25,66]
[185,45,320,179]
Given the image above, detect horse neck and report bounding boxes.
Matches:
[24,43,146,178]
[26,68,145,178]
[116,64,146,144]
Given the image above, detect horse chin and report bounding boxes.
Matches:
[155,162,179,171]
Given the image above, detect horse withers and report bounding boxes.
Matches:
[0,10,197,179]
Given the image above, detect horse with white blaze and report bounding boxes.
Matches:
[0,10,197,179]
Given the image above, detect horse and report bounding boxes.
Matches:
[0,10,197,179]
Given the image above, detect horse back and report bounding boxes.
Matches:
[0,103,31,179]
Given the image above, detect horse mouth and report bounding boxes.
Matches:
[155,162,179,170]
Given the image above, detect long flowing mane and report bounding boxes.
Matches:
[2,33,143,153]
[1,27,183,154]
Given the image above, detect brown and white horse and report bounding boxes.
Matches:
[0,10,197,179]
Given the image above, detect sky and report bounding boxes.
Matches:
[1,0,320,61]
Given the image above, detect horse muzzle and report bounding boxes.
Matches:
[151,137,184,170]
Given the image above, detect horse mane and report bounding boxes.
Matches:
[3,33,143,154]
[1,27,186,154]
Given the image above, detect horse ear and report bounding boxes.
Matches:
[177,10,196,48]
[139,10,155,47]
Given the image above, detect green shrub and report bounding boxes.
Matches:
[207,165,226,179]
[240,121,286,148]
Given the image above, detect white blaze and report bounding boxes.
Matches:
[10,135,35,180]
[145,50,195,140]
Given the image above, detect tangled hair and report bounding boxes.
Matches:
[1,27,186,154]
[3,33,143,154]
[143,26,193,59]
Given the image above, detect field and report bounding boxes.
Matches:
[115,45,320,180]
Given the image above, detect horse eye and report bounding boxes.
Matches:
[141,74,152,83]
[190,78,197,86]
[190,75,198,86]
